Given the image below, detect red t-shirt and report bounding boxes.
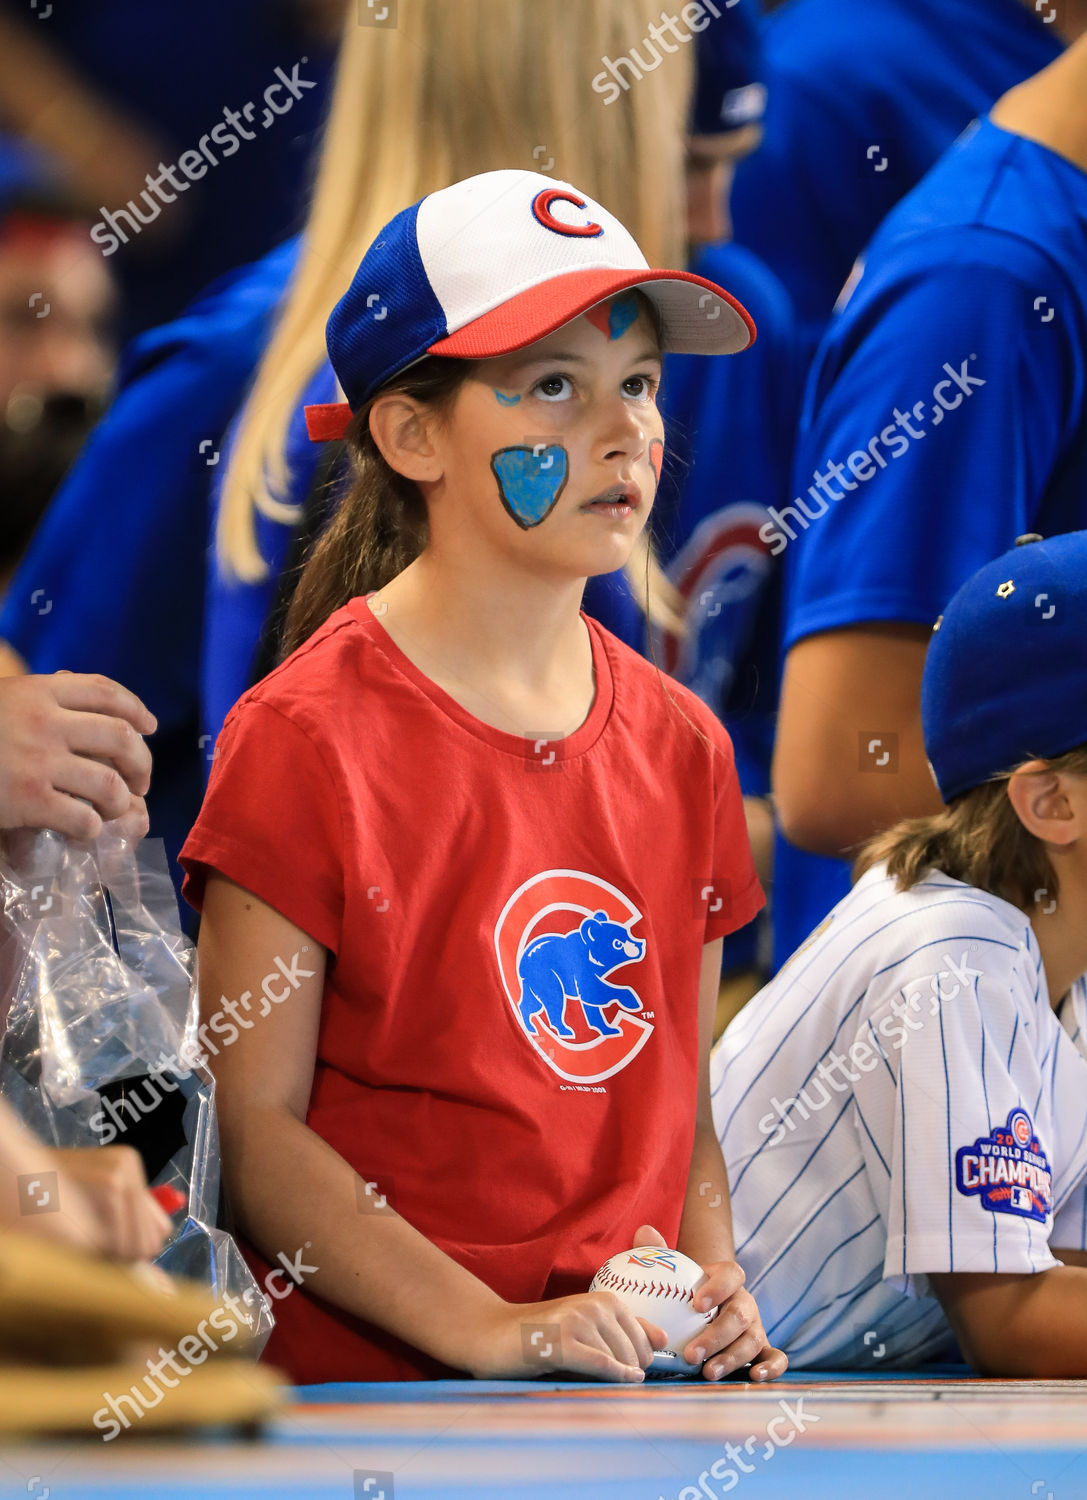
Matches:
[180,598,763,1383]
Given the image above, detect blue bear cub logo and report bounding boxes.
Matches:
[517,909,645,1039]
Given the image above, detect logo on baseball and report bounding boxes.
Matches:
[590,1245,717,1376]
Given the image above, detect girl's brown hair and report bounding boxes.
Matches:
[281,356,468,658]
[853,746,1087,911]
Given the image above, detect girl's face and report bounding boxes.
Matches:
[428,292,665,580]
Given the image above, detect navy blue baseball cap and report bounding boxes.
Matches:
[922,532,1087,802]
[689,0,765,146]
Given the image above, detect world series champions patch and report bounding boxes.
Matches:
[955,1108,1052,1223]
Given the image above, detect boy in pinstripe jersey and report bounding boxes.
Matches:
[712,532,1087,1374]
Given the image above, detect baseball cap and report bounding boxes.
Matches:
[689,0,766,144]
[922,532,1087,802]
[304,169,755,441]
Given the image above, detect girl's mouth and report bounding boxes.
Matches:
[581,484,639,518]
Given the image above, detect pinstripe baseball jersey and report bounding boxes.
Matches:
[711,862,1087,1369]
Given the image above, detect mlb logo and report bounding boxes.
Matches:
[1010,1187,1033,1212]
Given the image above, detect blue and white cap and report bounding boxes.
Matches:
[305,169,755,440]
[923,531,1087,801]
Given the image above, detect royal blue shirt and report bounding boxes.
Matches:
[650,240,803,800]
[731,0,1061,358]
[0,238,297,899]
[774,116,1087,968]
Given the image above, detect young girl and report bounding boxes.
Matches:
[180,169,786,1386]
[713,532,1087,1376]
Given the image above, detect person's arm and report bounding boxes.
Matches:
[772,622,940,856]
[671,937,787,1382]
[199,872,668,1382]
[929,1265,1087,1377]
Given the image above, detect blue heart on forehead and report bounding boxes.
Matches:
[608,294,641,340]
[491,445,569,528]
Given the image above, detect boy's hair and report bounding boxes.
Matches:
[853,744,1087,910]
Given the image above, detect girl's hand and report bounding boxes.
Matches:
[465,1292,669,1382]
[681,1259,787,1383]
[633,1222,788,1384]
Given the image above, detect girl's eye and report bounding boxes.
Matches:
[623,374,657,400]
[533,373,574,402]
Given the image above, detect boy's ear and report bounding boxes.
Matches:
[368,395,443,483]
[1007,760,1079,847]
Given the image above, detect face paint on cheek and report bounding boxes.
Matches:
[490,445,569,529]
[649,438,664,488]
[585,292,642,341]
[494,390,522,406]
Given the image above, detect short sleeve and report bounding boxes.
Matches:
[179,700,345,955]
[784,245,1076,650]
[851,930,1060,1292]
[702,711,764,945]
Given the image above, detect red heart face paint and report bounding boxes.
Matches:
[649,438,664,487]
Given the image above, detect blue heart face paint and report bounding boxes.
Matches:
[494,390,522,406]
[491,445,569,529]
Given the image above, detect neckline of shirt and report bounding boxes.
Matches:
[345,596,615,760]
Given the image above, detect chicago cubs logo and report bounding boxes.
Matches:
[650,504,775,701]
[494,869,652,1083]
[955,1108,1052,1223]
[532,188,604,239]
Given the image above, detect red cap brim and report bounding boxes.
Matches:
[427,268,755,360]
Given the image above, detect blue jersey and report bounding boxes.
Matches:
[200,357,336,744]
[0,238,297,892]
[731,0,1060,357]
[774,116,1087,969]
[650,240,803,799]
[713,864,1087,1369]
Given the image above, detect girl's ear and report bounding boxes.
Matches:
[368,394,443,483]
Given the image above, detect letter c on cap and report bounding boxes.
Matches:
[532,188,603,238]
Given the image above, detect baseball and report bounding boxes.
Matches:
[590,1245,717,1377]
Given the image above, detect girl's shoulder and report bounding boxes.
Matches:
[221,598,380,743]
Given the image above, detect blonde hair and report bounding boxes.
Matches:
[853,746,1087,911]
[217,0,695,636]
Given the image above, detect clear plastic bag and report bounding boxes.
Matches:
[0,825,273,1348]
